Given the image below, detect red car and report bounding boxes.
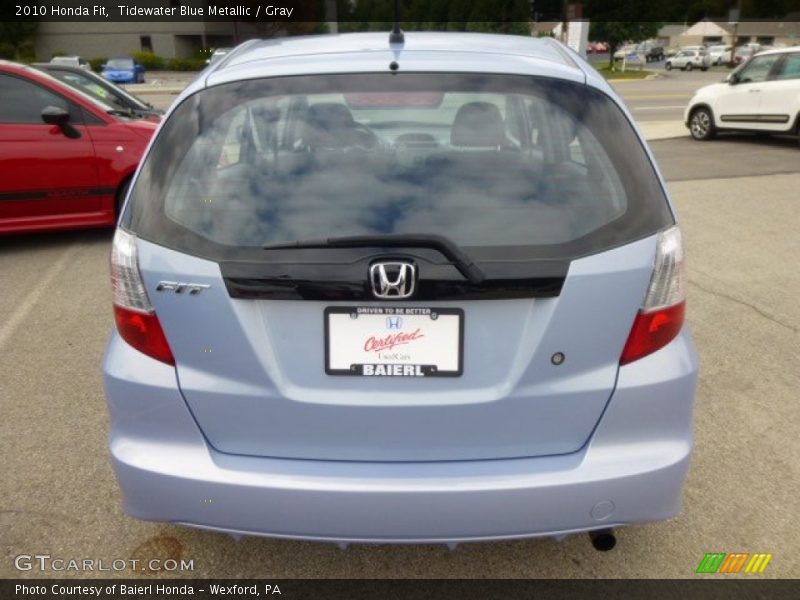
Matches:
[0,61,158,234]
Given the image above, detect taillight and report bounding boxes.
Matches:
[620,226,686,365]
[110,229,175,365]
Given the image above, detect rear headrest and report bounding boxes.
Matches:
[303,102,359,148]
[306,102,356,130]
[451,102,505,148]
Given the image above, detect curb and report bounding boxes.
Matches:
[606,72,662,83]
[646,134,690,141]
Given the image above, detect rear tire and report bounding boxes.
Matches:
[796,117,800,147]
[701,67,709,72]
[686,63,694,71]
[689,107,717,141]
[665,62,672,71]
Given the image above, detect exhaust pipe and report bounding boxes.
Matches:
[588,528,616,552]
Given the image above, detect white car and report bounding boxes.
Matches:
[49,55,91,70]
[665,49,711,71]
[685,47,800,143]
[707,44,732,65]
[733,44,765,66]
[205,47,232,65]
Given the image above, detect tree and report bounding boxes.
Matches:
[0,22,39,60]
[237,1,326,39]
[337,0,532,35]
[466,0,530,34]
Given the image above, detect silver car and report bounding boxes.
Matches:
[706,44,732,66]
[49,55,91,70]
[666,49,711,71]
[103,32,698,550]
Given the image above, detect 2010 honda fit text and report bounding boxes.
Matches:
[103,32,699,549]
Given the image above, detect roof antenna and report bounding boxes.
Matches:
[389,0,404,44]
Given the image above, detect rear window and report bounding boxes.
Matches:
[107,59,134,69]
[125,73,672,261]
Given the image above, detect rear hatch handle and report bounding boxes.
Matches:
[264,234,486,284]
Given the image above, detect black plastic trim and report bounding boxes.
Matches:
[0,186,115,203]
[221,251,567,301]
[720,114,791,124]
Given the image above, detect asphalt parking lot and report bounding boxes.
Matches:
[1,76,799,579]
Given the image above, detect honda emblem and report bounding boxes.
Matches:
[369,262,416,299]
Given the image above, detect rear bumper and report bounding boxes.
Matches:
[102,329,698,543]
[103,73,135,83]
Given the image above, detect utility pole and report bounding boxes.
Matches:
[728,0,742,68]
[325,0,338,34]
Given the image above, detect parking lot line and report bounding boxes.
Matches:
[634,105,686,110]
[0,243,80,350]
[623,94,692,100]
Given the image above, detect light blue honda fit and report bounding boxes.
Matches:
[103,32,698,550]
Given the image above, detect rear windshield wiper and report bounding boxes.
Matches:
[264,234,486,284]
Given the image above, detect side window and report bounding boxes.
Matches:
[0,74,69,124]
[775,54,800,81]
[504,96,527,147]
[738,55,781,83]
[71,73,108,97]
[217,109,247,167]
[216,98,288,168]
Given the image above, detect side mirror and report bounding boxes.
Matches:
[41,106,81,138]
[41,105,70,126]
[728,72,740,85]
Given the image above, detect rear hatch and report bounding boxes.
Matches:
[123,72,674,462]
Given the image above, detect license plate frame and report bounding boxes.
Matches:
[324,306,464,377]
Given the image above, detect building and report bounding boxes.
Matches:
[32,0,263,61]
[674,19,800,48]
[34,21,244,60]
[656,25,687,48]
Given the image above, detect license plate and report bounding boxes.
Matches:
[325,307,463,377]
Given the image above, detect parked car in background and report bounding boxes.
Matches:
[733,47,755,66]
[33,63,163,120]
[103,32,698,550]
[678,45,707,54]
[587,41,608,53]
[50,55,91,70]
[614,41,662,63]
[206,47,233,65]
[685,47,800,144]
[644,45,665,62]
[733,44,761,66]
[635,41,665,62]
[0,61,158,234]
[665,49,711,71]
[613,44,638,61]
[707,44,732,65]
[102,56,146,84]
